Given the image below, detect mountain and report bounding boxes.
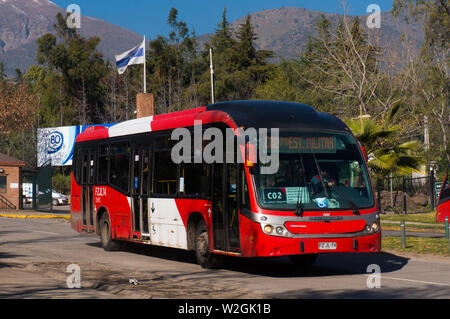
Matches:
[0,2,424,76]
[199,6,424,58]
[0,0,142,76]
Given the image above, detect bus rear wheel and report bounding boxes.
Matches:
[289,254,318,268]
[195,221,223,269]
[99,214,120,251]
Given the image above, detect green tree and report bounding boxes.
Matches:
[211,7,236,53]
[346,104,423,177]
[24,65,71,127]
[393,0,449,55]
[145,8,203,113]
[393,0,449,167]
[200,11,274,102]
[36,12,108,125]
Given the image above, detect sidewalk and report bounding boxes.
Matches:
[0,207,70,220]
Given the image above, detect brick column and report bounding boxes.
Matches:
[136,93,155,118]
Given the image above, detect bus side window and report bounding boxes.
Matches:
[88,150,96,185]
[81,152,88,185]
[182,163,210,196]
[133,147,141,195]
[98,143,109,184]
[73,145,81,184]
[109,142,131,193]
[153,151,177,195]
[153,136,177,195]
[142,148,150,196]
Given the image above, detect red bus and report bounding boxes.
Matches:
[436,165,450,223]
[70,100,381,268]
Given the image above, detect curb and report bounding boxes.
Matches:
[0,214,70,220]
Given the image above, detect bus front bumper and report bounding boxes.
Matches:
[250,231,381,257]
[239,210,381,257]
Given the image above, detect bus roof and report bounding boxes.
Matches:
[206,100,348,131]
[76,100,349,142]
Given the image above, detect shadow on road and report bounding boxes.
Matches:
[0,251,24,269]
[270,284,449,298]
[86,241,198,265]
[221,252,409,278]
[86,239,409,278]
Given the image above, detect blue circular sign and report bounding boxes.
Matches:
[47,131,64,154]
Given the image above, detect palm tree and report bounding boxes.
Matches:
[345,104,423,178]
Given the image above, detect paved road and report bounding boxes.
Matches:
[1,216,450,299]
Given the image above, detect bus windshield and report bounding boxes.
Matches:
[254,131,374,211]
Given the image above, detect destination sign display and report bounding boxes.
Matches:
[265,135,337,153]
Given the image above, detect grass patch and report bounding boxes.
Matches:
[381,212,437,224]
[383,236,450,256]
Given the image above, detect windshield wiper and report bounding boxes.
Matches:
[311,151,329,198]
[294,154,305,217]
[294,186,303,217]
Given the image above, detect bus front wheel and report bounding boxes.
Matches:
[195,221,223,269]
[99,214,121,251]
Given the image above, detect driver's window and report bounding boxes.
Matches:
[349,161,365,188]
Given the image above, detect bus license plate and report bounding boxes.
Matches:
[318,242,337,250]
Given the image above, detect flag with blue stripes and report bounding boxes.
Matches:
[115,38,145,74]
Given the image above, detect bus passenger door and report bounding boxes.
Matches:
[81,150,95,233]
[227,163,240,252]
[131,146,150,239]
[212,163,240,253]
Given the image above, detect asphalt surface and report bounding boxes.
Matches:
[1,215,450,299]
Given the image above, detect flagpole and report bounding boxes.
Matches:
[143,35,147,93]
[209,48,215,104]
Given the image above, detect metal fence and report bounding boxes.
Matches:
[376,173,436,214]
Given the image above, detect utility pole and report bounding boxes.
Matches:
[424,115,430,176]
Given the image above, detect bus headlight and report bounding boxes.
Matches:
[276,226,284,235]
[371,222,379,232]
[263,225,273,234]
[262,224,288,236]
[366,221,379,233]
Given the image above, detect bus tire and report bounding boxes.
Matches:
[99,214,120,251]
[289,254,318,268]
[195,221,223,269]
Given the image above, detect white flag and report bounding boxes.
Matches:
[115,38,145,75]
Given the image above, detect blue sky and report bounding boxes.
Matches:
[52,0,394,39]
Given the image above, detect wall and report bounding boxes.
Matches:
[0,165,22,209]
